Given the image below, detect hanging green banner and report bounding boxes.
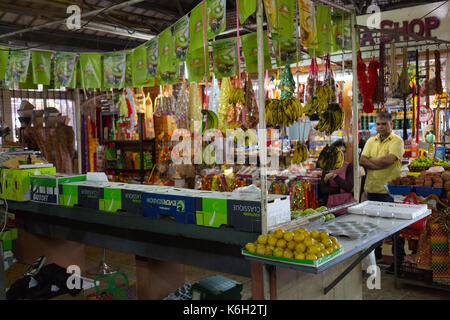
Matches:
[189,3,204,52]
[298,0,316,49]
[159,28,179,85]
[212,38,237,79]
[54,52,77,88]
[132,44,148,86]
[31,51,52,85]
[103,51,126,89]
[6,49,31,83]
[207,0,226,39]
[80,53,102,89]
[173,15,190,62]
[125,51,133,87]
[264,0,297,67]
[0,47,9,81]
[146,38,159,79]
[331,11,353,53]
[19,67,38,90]
[263,0,295,38]
[241,32,272,74]
[239,0,256,24]
[315,4,331,56]
[67,60,81,89]
[272,33,299,67]
[186,47,208,83]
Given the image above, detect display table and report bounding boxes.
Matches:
[5,201,432,300]
[246,210,432,299]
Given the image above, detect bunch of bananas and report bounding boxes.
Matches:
[303,84,333,116]
[318,145,344,172]
[266,97,303,127]
[314,103,344,135]
[229,88,245,105]
[293,143,308,165]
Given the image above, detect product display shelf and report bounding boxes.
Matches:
[100,112,156,182]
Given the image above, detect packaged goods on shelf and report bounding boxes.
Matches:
[30,174,87,204]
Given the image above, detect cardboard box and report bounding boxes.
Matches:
[194,190,290,232]
[142,188,196,224]
[59,181,112,210]
[30,174,86,204]
[0,166,56,201]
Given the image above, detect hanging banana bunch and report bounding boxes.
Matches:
[303,84,333,116]
[229,88,245,105]
[317,145,344,172]
[293,143,308,165]
[314,103,344,135]
[265,97,303,127]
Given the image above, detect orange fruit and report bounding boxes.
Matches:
[276,239,287,248]
[295,243,306,253]
[283,249,294,259]
[287,241,296,250]
[295,252,306,260]
[273,229,284,239]
[294,233,305,243]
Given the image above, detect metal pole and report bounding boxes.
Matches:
[256,0,271,301]
[257,0,268,236]
[75,89,82,174]
[0,242,5,300]
[0,0,145,40]
[350,8,360,202]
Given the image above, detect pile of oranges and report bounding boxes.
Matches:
[244,227,342,261]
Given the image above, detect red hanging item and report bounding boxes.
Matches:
[357,51,379,113]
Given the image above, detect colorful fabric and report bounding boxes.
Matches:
[430,223,450,284]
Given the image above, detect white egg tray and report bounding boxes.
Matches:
[322,221,378,239]
[348,201,428,220]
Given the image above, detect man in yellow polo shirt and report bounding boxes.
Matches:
[360,111,405,273]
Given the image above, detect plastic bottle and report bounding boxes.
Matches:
[410,140,419,159]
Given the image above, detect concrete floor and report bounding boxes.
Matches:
[4,244,450,300]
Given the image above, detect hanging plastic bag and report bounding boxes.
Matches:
[144,92,155,139]
[175,80,190,130]
[323,54,337,103]
[217,77,232,133]
[305,58,319,103]
[189,82,203,135]
[243,76,259,129]
[209,75,220,115]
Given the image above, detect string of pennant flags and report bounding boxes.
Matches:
[0,0,351,91]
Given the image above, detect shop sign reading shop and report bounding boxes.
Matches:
[357,1,450,46]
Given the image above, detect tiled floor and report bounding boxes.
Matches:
[4,244,450,300]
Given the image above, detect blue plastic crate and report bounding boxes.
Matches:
[414,186,443,198]
[387,185,414,196]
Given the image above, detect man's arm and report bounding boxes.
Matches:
[360,153,397,170]
[360,155,378,170]
[368,153,398,168]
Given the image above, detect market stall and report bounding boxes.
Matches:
[0,0,449,300]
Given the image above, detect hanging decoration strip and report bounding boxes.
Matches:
[357,51,378,114]
[0,0,387,90]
